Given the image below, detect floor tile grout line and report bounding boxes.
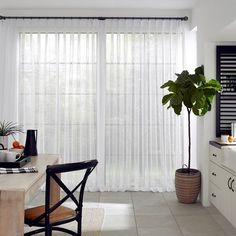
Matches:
[162,193,185,236]
[131,192,141,236]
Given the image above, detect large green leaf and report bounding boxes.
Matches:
[172,104,182,115]
[170,94,182,106]
[206,99,212,111]
[205,79,221,90]
[206,95,214,104]
[189,74,202,85]
[194,95,206,109]
[195,65,204,75]
[182,86,195,108]
[199,74,206,84]
[192,104,208,116]
[160,80,175,89]
[203,88,218,96]
[199,106,208,116]
[192,106,200,116]
[168,83,179,93]
[191,89,203,104]
[162,93,174,105]
[176,71,189,85]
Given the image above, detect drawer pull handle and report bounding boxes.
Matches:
[228,177,232,189]
[231,179,235,192]
[211,172,216,176]
[211,193,216,197]
[212,154,217,157]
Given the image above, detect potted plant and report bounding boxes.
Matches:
[0,121,23,149]
[161,65,221,203]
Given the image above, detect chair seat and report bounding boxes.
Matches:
[25,205,76,224]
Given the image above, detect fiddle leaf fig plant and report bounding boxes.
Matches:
[161,65,221,172]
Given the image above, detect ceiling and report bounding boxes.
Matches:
[0,0,200,10]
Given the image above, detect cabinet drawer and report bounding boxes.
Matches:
[209,162,222,187]
[209,182,222,210]
[209,145,221,164]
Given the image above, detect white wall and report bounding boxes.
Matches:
[192,0,236,206]
[192,0,236,63]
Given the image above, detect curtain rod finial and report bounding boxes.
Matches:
[183,16,188,21]
[0,15,6,20]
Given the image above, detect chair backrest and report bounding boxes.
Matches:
[31,159,98,225]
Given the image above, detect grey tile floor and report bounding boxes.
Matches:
[28,191,236,236]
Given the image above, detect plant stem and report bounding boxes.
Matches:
[187,107,191,173]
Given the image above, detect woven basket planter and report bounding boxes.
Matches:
[175,168,201,204]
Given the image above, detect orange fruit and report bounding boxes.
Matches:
[12,140,20,148]
[228,136,235,142]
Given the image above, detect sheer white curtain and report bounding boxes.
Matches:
[104,20,184,191]
[17,19,99,190]
[0,20,19,122]
[0,18,187,191]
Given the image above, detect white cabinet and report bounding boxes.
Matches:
[231,181,236,227]
[209,143,236,227]
[209,144,221,165]
[209,182,223,212]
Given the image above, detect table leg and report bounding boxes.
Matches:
[50,173,61,204]
[0,190,25,236]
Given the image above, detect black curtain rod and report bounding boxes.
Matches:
[0,15,188,21]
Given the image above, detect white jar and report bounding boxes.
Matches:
[221,134,229,142]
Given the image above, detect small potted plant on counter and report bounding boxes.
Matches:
[161,65,221,203]
[0,121,23,149]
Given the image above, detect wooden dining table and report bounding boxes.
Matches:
[0,154,61,236]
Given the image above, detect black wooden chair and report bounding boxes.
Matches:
[24,159,98,236]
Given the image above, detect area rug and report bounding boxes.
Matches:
[24,207,105,236]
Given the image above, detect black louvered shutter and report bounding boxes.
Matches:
[216,46,236,137]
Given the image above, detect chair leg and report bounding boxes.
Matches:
[77,219,82,236]
[45,226,52,236]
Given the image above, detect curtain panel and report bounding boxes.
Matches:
[0,19,187,191]
[104,20,184,191]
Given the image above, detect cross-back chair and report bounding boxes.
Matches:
[24,159,98,236]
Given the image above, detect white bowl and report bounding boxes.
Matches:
[9,148,24,154]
